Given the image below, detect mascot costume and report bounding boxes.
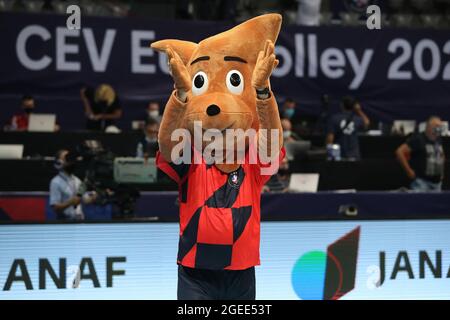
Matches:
[151,14,285,300]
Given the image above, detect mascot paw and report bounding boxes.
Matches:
[166,47,191,98]
[252,40,279,90]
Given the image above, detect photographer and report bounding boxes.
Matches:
[49,149,85,221]
[326,96,370,160]
[396,116,446,192]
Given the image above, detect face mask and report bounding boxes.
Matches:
[283,130,291,139]
[24,107,33,114]
[146,135,157,143]
[284,109,295,119]
[148,110,159,118]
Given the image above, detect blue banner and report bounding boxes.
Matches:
[1,12,449,124]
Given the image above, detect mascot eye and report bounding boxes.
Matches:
[226,70,244,95]
[192,71,208,96]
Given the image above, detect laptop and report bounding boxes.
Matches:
[28,114,56,132]
[0,144,24,159]
[391,120,416,135]
[284,141,311,161]
[289,173,319,192]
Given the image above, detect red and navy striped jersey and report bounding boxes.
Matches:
[156,147,285,270]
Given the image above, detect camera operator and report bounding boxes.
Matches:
[326,96,370,160]
[396,116,446,192]
[49,149,85,221]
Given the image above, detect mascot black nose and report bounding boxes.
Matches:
[206,104,221,116]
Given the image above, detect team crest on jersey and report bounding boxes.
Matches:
[228,171,241,188]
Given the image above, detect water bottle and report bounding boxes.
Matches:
[327,144,341,161]
[137,143,144,158]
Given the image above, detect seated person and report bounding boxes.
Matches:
[146,101,161,122]
[133,101,161,130]
[80,84,122,131]
[281,118,300,142]
[280,97,296,120]
[136,117,160,158]
[4,94,35,131]
[396,116,445,192]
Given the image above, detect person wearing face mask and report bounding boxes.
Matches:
[281,97,296,120]
[4,95,35,131]
[146,101,162,122]
[396,116,446,192]
[280,98,305,135]
[49,149,85,221]
[136,117,160,158]
[281,118,300,142]
[81,84,123,131]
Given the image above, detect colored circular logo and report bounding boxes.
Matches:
[227,171,241,188]
[291,250,343,300]
[292,227,360,300]
[291,251,327,300]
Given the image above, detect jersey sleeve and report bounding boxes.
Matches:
[156,151,190,184]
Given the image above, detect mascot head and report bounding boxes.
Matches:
[151,14,281,136]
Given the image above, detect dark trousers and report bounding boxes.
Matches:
[177,265,256,300]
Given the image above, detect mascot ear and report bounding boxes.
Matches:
[236,13,282,45]
[228,13,282,60]
[198,14,282,66]
[151,39,198,66]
